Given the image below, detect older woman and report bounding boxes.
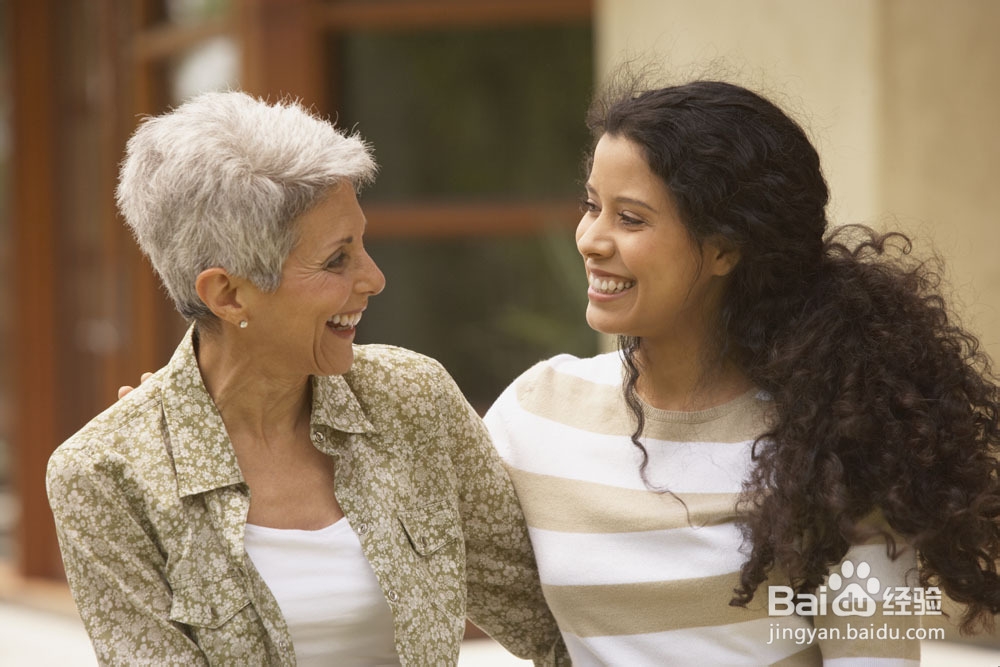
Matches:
[46,91,565,666]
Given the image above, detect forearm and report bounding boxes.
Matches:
[453,411,563,659]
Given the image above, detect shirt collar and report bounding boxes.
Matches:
[311,372,376,435]
[164,326,375,498]
[163,326,244,498]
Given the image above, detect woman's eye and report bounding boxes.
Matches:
[325,254,347,270]
[619,213,644,227]
[579,198,599,214]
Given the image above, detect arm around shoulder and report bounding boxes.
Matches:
[426,361,568,665]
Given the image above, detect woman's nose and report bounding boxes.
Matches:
[576,215,612,258]
[358,250,386,296]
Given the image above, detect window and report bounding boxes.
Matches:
[332,12,598,407]
[360,234,594,410]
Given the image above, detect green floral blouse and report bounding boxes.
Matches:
[47,327,568,666]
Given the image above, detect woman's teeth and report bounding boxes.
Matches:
[328,312,362,329]
[589,274,635,294]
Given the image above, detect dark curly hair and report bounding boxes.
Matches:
[587,79,1000,632]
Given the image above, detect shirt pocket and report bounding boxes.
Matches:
[170,574,251,628]
[398,500,462,556]
[398,500,465,619]
[169,574,270,663]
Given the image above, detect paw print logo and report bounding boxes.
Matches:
[827,560,881,617]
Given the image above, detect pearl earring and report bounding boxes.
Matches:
[239,320,248,329]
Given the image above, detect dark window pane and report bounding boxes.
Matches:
[335,21,597,406]
[335,23,594,202]
[356,233,597,409]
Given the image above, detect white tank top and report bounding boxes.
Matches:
[243,518,400,666]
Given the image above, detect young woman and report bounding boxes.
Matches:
[486,80,1000,665]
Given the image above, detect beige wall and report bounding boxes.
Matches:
[595,0,1000,358]
[879,0,1000,353]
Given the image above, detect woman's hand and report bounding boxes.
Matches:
[117,372,153,399]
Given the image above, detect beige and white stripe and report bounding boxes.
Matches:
[485,352,920,666]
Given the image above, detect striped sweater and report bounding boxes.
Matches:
[485,352,921,666]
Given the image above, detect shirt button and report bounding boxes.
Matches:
[356,522,368,535]
[311,430,325,444]
[386,590,399,603]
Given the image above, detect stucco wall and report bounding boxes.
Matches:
[878,0,1000,352]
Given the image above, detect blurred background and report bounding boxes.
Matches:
[0,0,998,663]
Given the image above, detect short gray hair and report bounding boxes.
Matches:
[116,90,377,321]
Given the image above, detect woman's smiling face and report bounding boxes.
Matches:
[576,134,735,348]
[245,181,386,378]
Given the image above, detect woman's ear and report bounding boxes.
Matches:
[705,236,741,277]
[195,268,250,326]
